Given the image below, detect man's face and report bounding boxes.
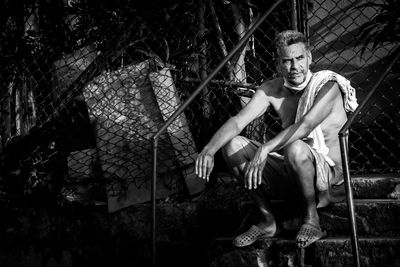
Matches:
[277,42,312,86]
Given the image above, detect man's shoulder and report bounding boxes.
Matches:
[310,70,342,87]
[258,77,284,95]
[310,70,342,93]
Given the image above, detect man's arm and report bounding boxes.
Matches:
[195,87,271,180]
[245,81,341,189]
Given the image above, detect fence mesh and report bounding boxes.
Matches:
[0,0,399,208]
[308,0,400,174]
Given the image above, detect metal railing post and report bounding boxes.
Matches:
[339,132,361,267]
[339,46,400,267]
[151,138,158,267]
[291,0,298,31]
[301,0,309,39]
[292,0,308,36]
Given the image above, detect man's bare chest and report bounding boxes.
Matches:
[269,91,302,128]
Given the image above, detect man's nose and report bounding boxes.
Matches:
[290,60,299,70]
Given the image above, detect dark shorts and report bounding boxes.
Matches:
[225,136,344,207]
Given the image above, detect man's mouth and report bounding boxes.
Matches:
[289,73,301,78]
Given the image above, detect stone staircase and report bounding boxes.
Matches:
[207,174,400,267]
[0,174,399,267]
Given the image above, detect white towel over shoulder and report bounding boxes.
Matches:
[295,70,358,166]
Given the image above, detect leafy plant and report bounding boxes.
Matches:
[355,0,400,55]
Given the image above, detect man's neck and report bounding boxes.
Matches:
[283,71,313,92]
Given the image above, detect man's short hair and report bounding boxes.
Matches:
[274,30,309,58]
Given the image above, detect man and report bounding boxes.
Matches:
[195,30,358,248]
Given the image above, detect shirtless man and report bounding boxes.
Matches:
[195,30,357,248]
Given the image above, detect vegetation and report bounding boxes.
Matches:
[355,0,400,54]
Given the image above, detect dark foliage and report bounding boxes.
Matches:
[355,0,400,54]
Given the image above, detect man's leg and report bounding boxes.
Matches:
[221,136,277,236]
[284,140,326,248]
[284,140,318,225]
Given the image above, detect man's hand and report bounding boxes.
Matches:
[195,151,214,181]
[244,146,268,189]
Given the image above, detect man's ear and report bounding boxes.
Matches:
[275,63,280,74]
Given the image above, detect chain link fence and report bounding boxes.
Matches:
[308,0,400,174]
[0,0,398,209]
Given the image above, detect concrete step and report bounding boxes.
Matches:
[0,174,398,267]
[105,193,400,244]
[216,172,400,199]
[201,174,400,238]
[45,174,398,245]
[209,236,400,267]
[104,198,400,246]
[277,199,400,236]
[351,174,400,199]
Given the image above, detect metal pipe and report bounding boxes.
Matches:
[339,132,361,267]
[151,137,158,267]
[182,77,258,89]
[338,46,400,267]
[291,0,298,31]
[151,1,284,266]
[302,0,309,39]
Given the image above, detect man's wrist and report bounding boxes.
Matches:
[201,146,216,157]
[261,144,272,157]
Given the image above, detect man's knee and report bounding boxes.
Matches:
[284,140,314,166]
[222,136,247,160]
[221,136,254,171]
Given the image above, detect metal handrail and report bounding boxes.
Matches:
[339,46,400,267]
[151,1,284,266]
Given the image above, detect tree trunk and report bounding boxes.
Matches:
[230,2,250,107]
[209,0,231,76]
[198,0,211,119]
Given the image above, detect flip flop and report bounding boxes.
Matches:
[296,223,327,248]
[387,184,400,199]
[232,225,278,247]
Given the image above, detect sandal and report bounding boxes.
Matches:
[296,223,327,248]
[387,184,400,199]
[232,225,274,247]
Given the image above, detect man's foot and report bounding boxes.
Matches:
[296,222,327,248]
[232,224,279,247]
[387,184,400,199]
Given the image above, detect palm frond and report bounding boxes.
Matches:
[354,0,400,55]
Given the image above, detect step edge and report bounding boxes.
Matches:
[212,236,400,243]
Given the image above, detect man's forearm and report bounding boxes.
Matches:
[202,117,242,155]
[262,119,312,156]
